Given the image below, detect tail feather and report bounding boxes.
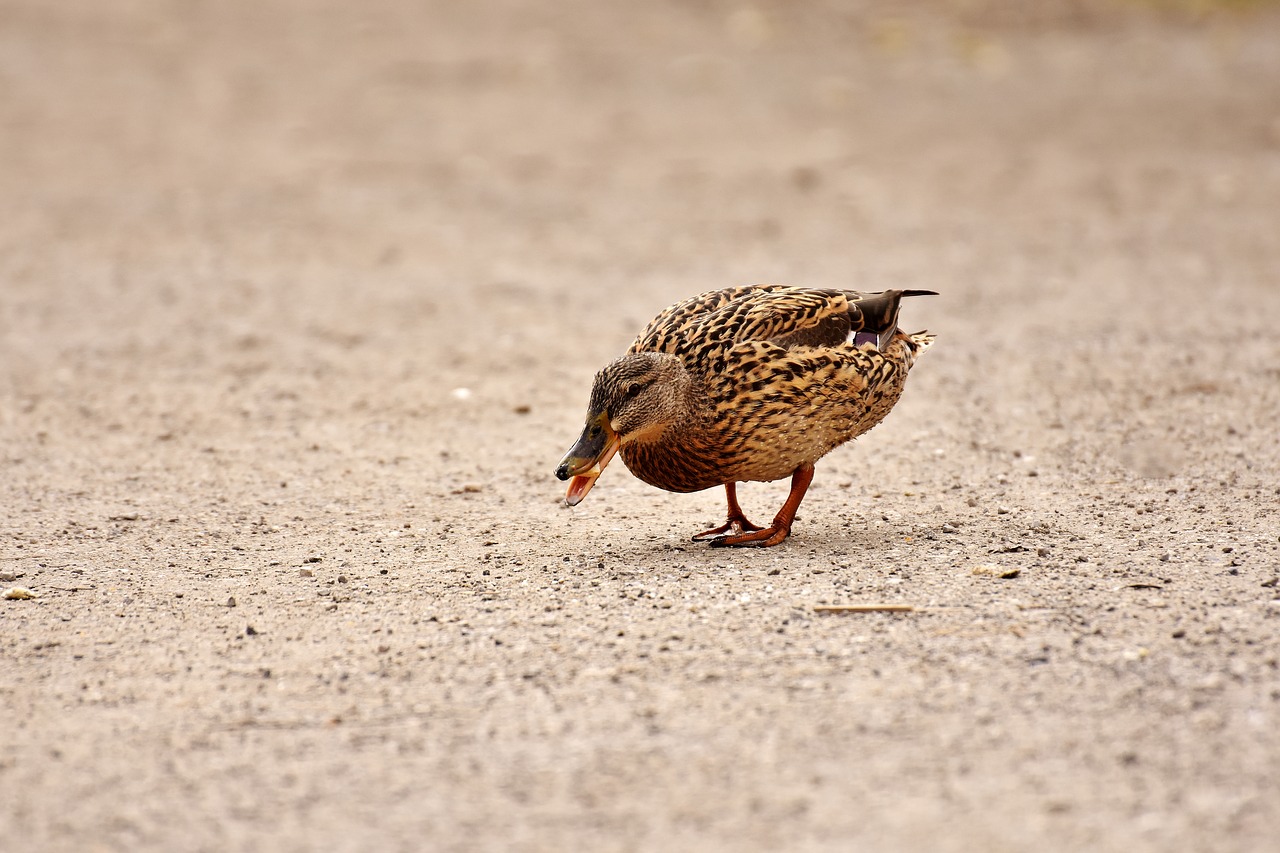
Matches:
[904,330,935,364]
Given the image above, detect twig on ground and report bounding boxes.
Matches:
[813,603,915,614]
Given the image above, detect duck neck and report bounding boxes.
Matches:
[657,355,708,441]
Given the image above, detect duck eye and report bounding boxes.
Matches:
[626,382,643,397]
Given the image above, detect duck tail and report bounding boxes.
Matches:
[902,331,935,368]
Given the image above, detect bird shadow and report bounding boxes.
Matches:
[592,516,933,570]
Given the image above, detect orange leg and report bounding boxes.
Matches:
[709,464,814,548]
[691,482,764,542]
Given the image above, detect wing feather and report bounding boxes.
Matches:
[629,285,935,356]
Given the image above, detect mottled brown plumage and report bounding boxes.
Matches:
[555,285,935,547]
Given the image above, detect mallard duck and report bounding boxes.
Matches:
[555,286,935,547]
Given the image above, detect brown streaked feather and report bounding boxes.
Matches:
[577,284,935,501]
[769,312,850,349]
[630,286,935,357]
[687,288,848,349]
[628,285,791,355]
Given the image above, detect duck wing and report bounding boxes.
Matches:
[682,287,935,352]
[630,285,857,356]
[629,286,936,358]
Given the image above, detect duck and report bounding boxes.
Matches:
[555,285,935,547]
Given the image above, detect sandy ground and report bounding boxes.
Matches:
[3,1,1280,850]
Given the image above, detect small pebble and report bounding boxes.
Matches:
[1036,547,1050,557]
[0,571,21,582]
[941,523,959,534]
[337,575,349,584]
[245,625,258,636]
[226,596,237,608]
[997,505,1011,515]
[300,568,314,578]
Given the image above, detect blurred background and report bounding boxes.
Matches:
[4,4,1280,849]
[3,0,1278,482]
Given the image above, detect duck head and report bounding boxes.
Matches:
[555,352,687,506]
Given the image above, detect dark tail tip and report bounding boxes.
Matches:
[901,289,939,298]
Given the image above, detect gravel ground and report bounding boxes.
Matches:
[3,2,1279,851]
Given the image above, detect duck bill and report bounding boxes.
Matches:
[555,414,621,507]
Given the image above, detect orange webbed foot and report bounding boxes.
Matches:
[691,482,765,542]
[699,466,813,549]
[692,517,765,542]
[707,524,792,548]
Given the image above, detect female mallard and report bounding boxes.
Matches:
[555,286,935,547]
